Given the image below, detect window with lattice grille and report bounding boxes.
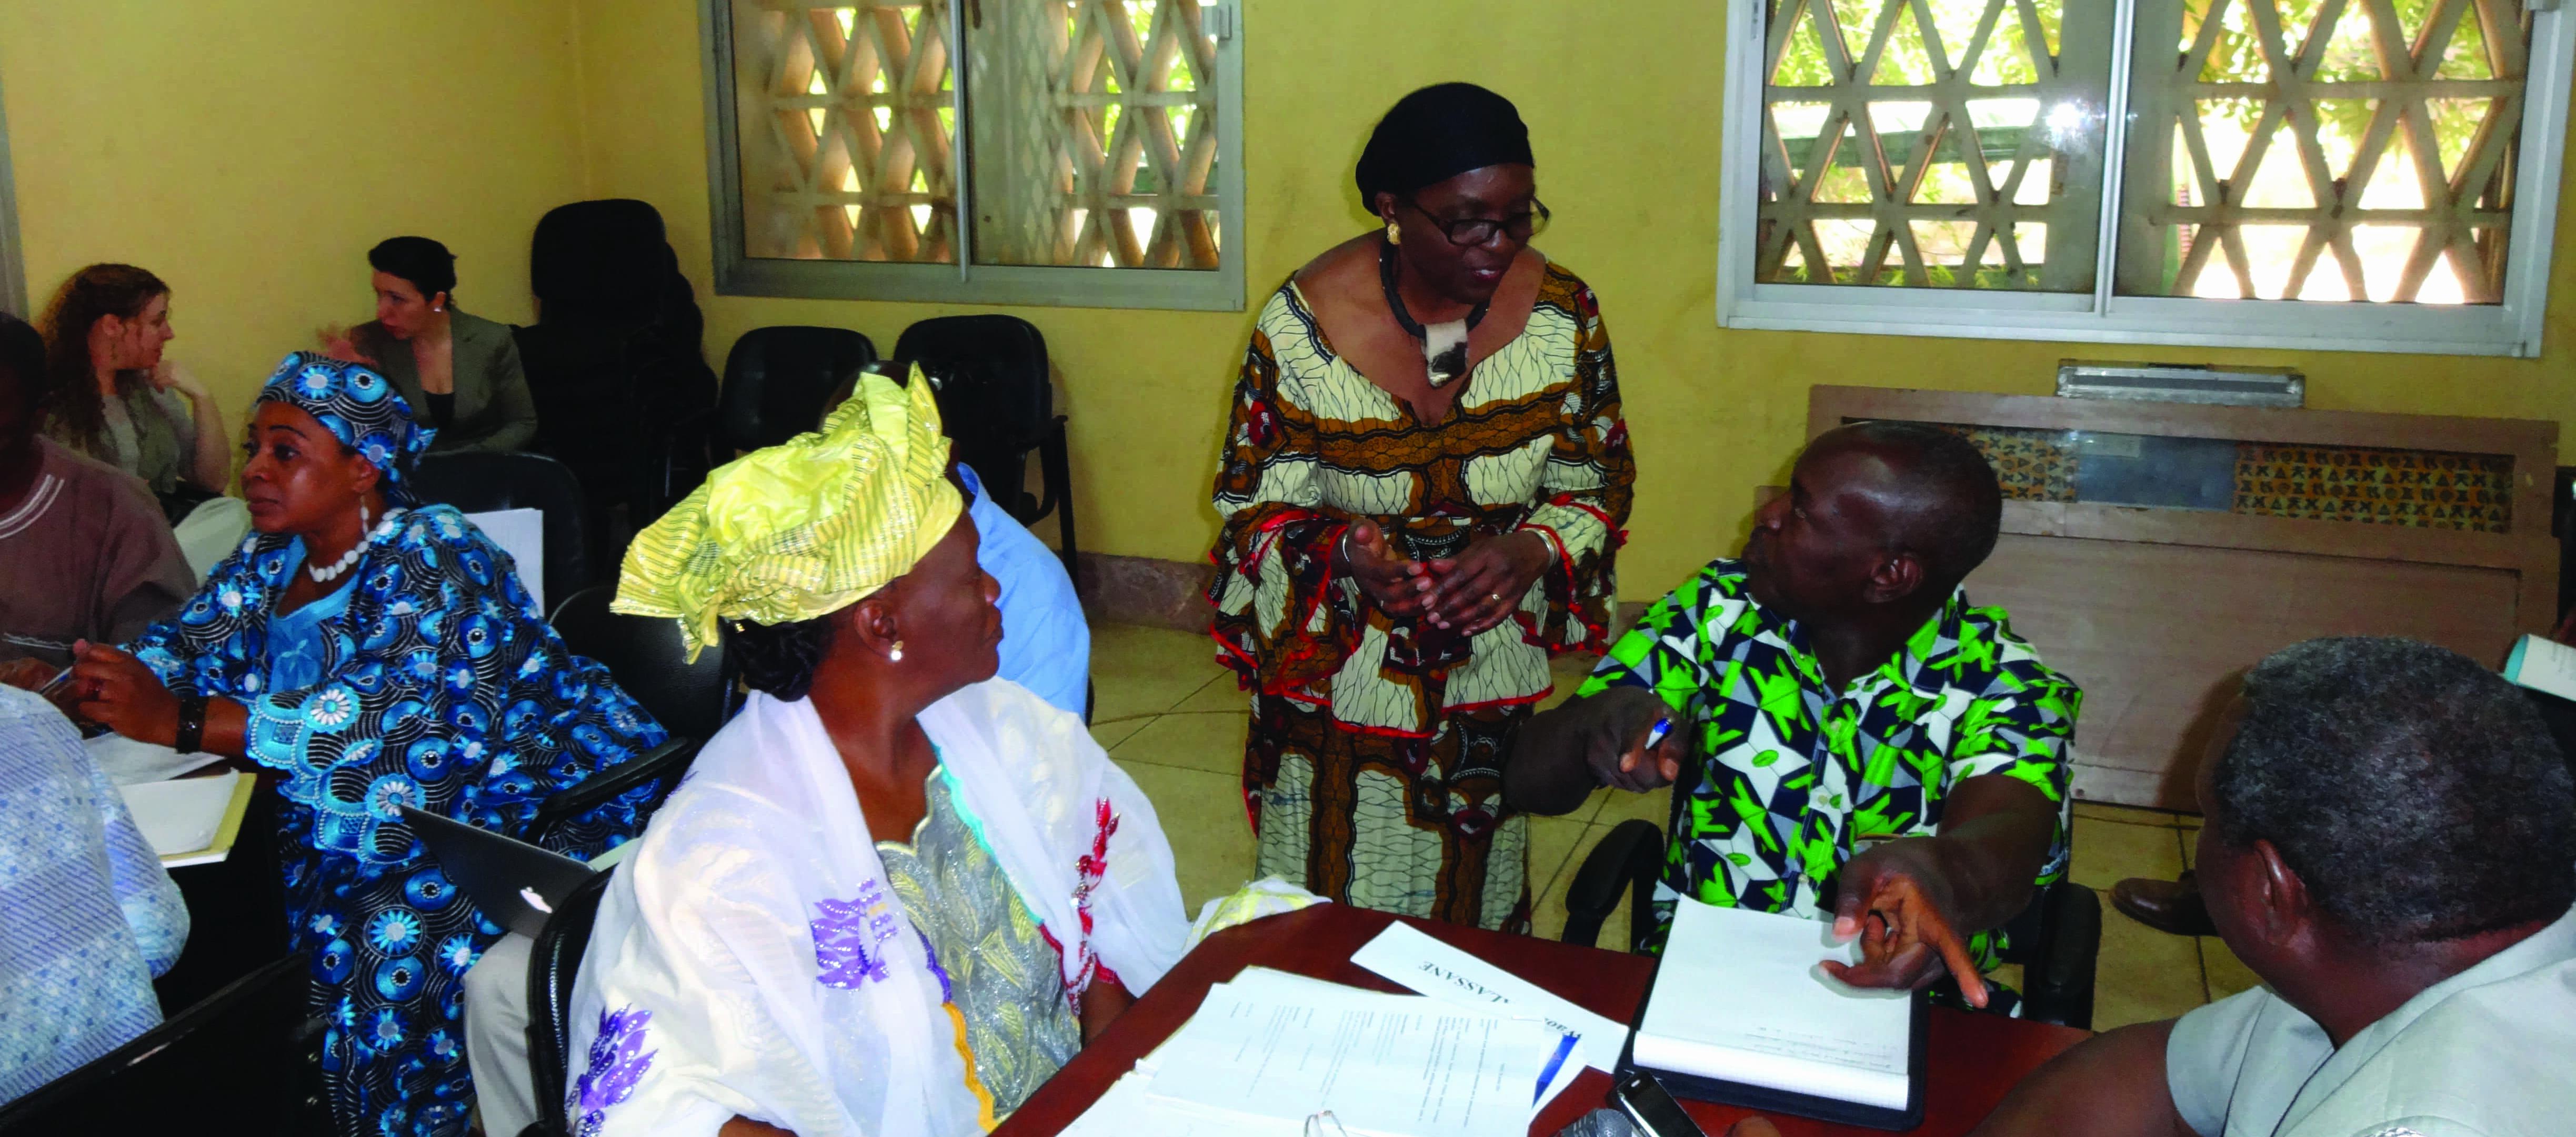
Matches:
[1717,0,2573,355]
[703,0,1244,309]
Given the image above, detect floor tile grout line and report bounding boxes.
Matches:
[1159,670,1231,717]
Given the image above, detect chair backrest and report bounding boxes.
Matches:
[719,326,878,454]
[0,953,323,1132]
[549,583,730,743]
[531,199,681,326]
[412,451,592,607]
[527,868,616,1137]
[891,315,1052,510]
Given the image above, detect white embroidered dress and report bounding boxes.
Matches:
[562,680,1188,1136]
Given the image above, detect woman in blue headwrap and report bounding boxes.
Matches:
[70,353,667,1136]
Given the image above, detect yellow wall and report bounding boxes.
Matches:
[9,1,2570,598]
[0,0,588,465]
[577,0,2576,598]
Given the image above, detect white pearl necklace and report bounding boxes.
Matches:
[308,507,397,584]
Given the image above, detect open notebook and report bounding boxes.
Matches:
[1626,898,1926,1130]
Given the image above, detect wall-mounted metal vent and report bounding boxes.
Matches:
[2055,361,2306,408]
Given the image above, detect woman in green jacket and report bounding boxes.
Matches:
[324,236,537,452]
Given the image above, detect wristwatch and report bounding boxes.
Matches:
[175,692,208,754]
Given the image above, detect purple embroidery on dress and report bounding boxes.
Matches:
[813,881,902,989]
[917,928,955,1003]
[566,1005,657,1137]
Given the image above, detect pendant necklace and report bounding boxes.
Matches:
[1379,239,1486,388]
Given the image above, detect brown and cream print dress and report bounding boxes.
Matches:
[1208,263,1635,931]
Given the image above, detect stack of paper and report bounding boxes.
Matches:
[1064,968,1581,1137]
[1632,898,1917,1114]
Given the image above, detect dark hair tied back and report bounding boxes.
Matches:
[723,614,836,702]
[368,236,459,302]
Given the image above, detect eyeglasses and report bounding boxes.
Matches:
[1400,197,1551,246]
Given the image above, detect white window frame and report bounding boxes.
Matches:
[698,0,1247,311]
[1714,0,2575,357]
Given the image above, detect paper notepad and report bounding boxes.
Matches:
[119,771,244,857]
[1631,898,1922,1124]
[2504,635,2576,702]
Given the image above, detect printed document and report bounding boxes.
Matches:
[1351,920,1630,1074]
[1145,979,1573,1137]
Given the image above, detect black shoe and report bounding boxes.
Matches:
[2110,871,2213,937]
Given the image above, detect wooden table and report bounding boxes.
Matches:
[996,904,2089,1137]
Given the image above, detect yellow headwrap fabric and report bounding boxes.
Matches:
[614,369,963,659]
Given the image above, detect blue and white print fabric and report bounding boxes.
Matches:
[128,504,665,1136]
[253,352,437,505]
[0,686,188,1105]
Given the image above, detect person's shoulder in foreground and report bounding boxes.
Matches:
[1970,636,2576,1137]
[0,683,189,1105]
[956,462,1089,719]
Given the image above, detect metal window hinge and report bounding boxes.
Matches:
[1205,3,1237,42]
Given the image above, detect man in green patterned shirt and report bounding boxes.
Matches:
[1507,422,2079,1010]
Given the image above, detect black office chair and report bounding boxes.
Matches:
[549,583,732,743]
[891,315,1076,579]
[1560,820,2102,1029]
[719,326,878,455]
[514,198,721,538]
[0,952,329,1134]
[522,868,618,1137]
[412,450,593,609]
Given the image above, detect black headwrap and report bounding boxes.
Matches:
[1354,83,1535,206]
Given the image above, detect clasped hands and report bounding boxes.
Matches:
[1340,519,1552,636]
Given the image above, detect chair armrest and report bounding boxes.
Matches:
[1561,818,1663,950]
[527,737,699,842]
[2017,881,2101,1030]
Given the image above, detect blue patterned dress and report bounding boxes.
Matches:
[131,504,666,1136]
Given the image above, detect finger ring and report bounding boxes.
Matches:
[1489,592,1501,602]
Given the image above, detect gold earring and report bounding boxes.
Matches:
[889,640,905,663]
[1384,221,1400,245]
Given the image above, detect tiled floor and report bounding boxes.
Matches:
[1090,621,2232,1030]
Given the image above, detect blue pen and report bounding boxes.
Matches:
[1641,717,1671,751]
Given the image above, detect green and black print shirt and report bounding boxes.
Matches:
[1578,560,2081,961]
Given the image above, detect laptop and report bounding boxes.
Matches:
[402,806,600,939]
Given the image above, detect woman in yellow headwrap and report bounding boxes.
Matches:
[560,373,1187,1137]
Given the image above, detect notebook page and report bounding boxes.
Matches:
[1634,898,1912,1110]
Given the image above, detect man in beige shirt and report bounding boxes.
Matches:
[0,312,193,681]
[1971,637,2576,1137]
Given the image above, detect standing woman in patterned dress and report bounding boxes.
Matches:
[68,354,666,1135]
[1208,84,1636,931]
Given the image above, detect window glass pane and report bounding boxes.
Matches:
[1923,422,2514,530]
[1756,0,2112,291]
[2114,0,2532,304]
[967,0,1222,269]
[731,2,961,264]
